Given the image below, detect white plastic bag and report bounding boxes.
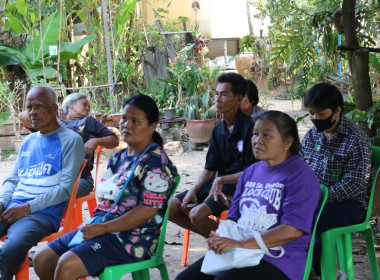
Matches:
[201,220,284,275]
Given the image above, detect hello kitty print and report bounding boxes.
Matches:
[92,145,178,261]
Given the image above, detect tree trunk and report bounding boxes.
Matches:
[246,1,253,35]
[342,0,372,111]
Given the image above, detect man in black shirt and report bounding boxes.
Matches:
[169,73,256,237]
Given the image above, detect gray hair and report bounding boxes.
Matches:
[61,93,88,114]
[27,86,57,105]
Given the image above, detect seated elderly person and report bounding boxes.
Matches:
[0,86,85,280]
[240,79,265,118]
[19,93,119,198]
[59,93,119,197]
[300,83,372,277]
[33,94,179,279]
[169,72,256,238]
[176,111,321,280]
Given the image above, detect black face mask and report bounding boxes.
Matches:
[312,114,335,132]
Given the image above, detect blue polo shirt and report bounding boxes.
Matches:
[205,109,256,194]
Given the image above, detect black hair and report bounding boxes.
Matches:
[122,94,163,148]
[216,72,247,97]
[304,83,344,114]
[246,79,259,106]
[256,110,300,155]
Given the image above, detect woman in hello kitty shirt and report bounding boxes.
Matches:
[34,94,178,280]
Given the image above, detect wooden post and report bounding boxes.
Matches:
[56,0,63,82]
[224,40,228,67]
[156,19,177,62]
[39,1,46,81]
[183,21,193,45]
[101,0,114,111]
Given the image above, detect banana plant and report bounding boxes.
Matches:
[0,11,96,80]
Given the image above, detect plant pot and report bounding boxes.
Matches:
[235,53,254,75]
[14,139,23,152]
[186,118,215,144]
[164,108,176,119]
[110,114,122,124]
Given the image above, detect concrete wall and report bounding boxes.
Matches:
[142,0,265,39]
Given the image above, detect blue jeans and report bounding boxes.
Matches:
[0,213,56,280]
[76,177,94,198]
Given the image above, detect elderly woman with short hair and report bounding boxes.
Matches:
[59,93,119,197]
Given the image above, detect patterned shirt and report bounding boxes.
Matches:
[300,115,372,210]
[93,145,178,261]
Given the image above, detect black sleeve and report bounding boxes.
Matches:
[86,117,117,138]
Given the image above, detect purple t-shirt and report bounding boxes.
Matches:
[228,155,321,280]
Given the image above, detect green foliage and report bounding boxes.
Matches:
[0,109,10,123]
[0,10,96,80]
[0,81,26,139]
[186,90,216,120]
[2,150,17,159]
[240,34,259,54]
[143,43,220,119]
[344,101,380,145]
[260,0,378,102]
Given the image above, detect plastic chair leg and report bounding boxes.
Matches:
[73,202,83,230]
[15,253,29,280]
[132,269,150,280]
[87,198,97,217]
[336,235,351,275]
[181,229,190,267]
[321,233,338,280]
[157,263,170,280]
[342,234,354,279]
[363,228,380,280]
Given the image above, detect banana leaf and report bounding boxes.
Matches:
[26,12,61,64]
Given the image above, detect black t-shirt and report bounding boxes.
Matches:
[58,116,117,179]
[205,109,256,190]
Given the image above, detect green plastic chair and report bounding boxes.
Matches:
[320,146,380,280]
[98,175,181,280]
[302,184,328,280]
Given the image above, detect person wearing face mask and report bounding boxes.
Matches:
[300,83,372,278]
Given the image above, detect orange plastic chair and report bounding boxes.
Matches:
[73,145,102,229]
[181,210,229,267]
[0,160,86,280]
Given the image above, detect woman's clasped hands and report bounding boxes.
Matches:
[206,230,243,255]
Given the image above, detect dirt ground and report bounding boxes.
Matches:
[0,95,379,279]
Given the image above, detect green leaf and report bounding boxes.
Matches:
[29,65,56,79]
[26,12,61,64]
[202,89,210,108]
[5,13,25,34]
[58,35,96,61]
[0,44,29,71]
[15,0,28,19]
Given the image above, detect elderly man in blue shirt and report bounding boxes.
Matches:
[0,86,85,280]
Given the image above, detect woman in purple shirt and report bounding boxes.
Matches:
[176,111,321,280]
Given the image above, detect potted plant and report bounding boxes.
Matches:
[186,90,216,144]
[163,98,177,119]
[0,81,27,151]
